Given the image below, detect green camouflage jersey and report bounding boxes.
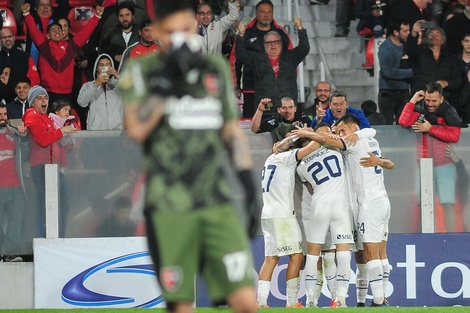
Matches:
[119,53,239,213]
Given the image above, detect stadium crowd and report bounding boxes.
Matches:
[0,0,469,310]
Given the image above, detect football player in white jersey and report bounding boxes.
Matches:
[334,114,394,307]
[257,129,321,308]
[294,123,353,308]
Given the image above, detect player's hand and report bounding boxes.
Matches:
[343,133,359,147]
[359,152,382,168]
[411,119,431,133]
[291,123,311,138]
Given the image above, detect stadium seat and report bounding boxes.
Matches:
[362,36,375,69]
[0,7,17,35]
[67,6,96,35]
[0,0,11,7]
[69,0,96,7]
[71,107,82,130]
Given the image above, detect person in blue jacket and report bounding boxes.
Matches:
[310,90,371,129]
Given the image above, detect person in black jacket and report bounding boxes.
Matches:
[406,22,463,110]
[235,17,309,116]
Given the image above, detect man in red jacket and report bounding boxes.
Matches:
[23,85,75,237]
[398,81,462,232]
[22,3,104,106]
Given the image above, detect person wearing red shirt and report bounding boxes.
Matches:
[0,104,27,262]
[399,82,462,232]
[22,3,104,106]
[23,85,75,237]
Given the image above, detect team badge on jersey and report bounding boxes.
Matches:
[160,266,183,293]
[202,73,221,96]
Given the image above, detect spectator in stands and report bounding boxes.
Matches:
[0,66,14,104]
[303,81,332,121]
[388,0,431,27]
[335,0,355,37]
[458,33,470,124]
[220,0,248,58]
[443,5,470,54]
[97,195,136,237]
[0,104,27,262]
[355,0,389,37]
[195,0,225,19]
[251,97,312,142]
[361,100,386,125]
[310,90,371,129]
[6,77,31,120]
[77,54,123,130]
[377,19,413,125]
[196,0,239,55]
[406,22,463,110]
[23,0,70,65]
[236,17,309,115]
[118,19,161,72]
[58,16,89,129]
[22,3,104,107]
[0,28,40,88]
[441,0,466,25]
[99,1,139,70]
[22,85,75,236]
[399,82,462,232]
[231,0,292,118]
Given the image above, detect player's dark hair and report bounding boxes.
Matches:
[425,82,443,95]
[361,100,378,116]
[154,0,194,21]
[386,19,408,37]
[116,0,136,16]
[334,113,360,127]
[256,0,274,11]
[329,90,348,102]
[314,122,331,131]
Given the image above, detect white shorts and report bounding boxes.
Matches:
[357,196,391,244]
[306,194,354,246]
[262,217,303,257]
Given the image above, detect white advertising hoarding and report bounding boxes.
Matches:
[34,237,165,309]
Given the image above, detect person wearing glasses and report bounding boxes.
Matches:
[196,0,239,55]
[303,81,332,121]
[310,90,371,129]
[235,16,309,118]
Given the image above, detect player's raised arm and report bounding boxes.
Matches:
[359,152,395,170]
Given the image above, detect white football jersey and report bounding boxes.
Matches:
[344,137,388,204]
[261,149,300,219]
[296,146,347,201]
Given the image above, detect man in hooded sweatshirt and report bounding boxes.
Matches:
[77,54,123,131]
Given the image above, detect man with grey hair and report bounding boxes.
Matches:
[236,17,309,117]
[406,21,463,108]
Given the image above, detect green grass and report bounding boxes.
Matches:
[0,308,468,313]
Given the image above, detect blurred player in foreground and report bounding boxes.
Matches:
[118,1,260,313]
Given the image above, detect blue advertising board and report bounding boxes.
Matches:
[197,233,470,307]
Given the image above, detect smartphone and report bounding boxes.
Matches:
[421,21,436,29]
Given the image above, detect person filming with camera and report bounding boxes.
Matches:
[251,97,311,143]
[399,82,463,232]
[77,53,123,130]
